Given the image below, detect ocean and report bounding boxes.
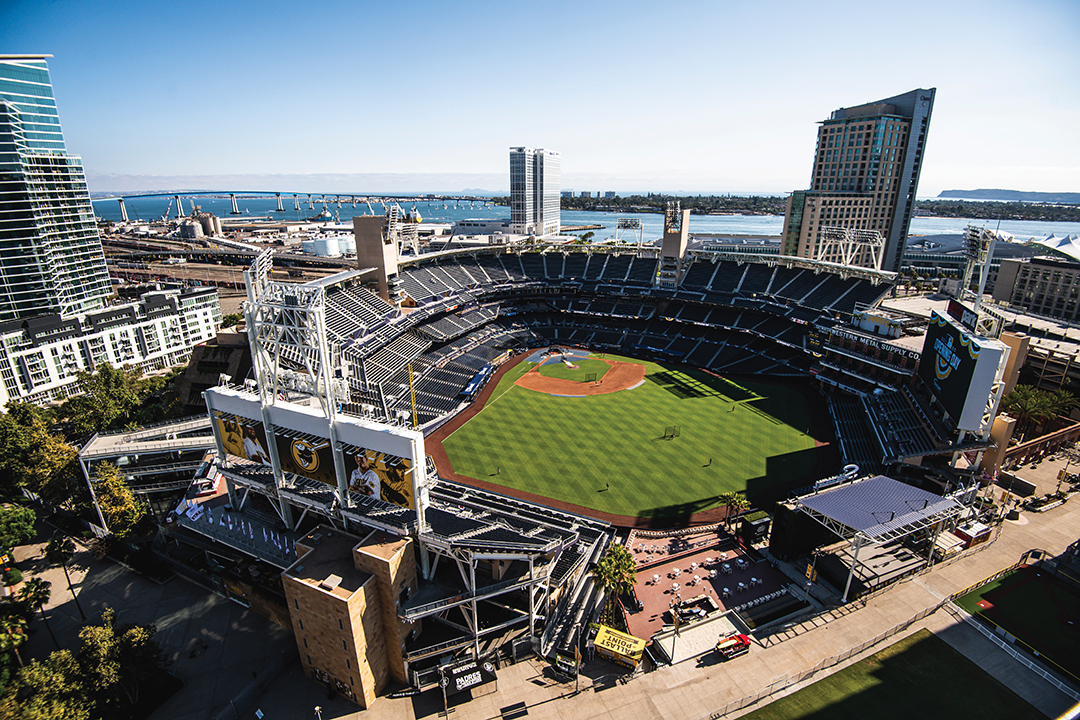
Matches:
[90,195,1080,242]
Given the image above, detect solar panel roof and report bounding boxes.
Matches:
[797,475,960,541]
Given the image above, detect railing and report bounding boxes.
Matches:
[700,599,950,719]
[399,571,541,620]
[945,604,1079,699]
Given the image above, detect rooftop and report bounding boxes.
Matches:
[287,527,369,599]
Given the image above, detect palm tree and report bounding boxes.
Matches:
[17,577,58,651]
[1001,385,1055,441]
[46,533,86,621]
[591,544,636,599]
[718,491,750,531]
[0,615,27,668]
[717,491,738,527]
[727,494,751,532]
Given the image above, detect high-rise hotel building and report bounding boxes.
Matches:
[0,55,112,320]
[781,89,935,272]
[510,147,560,236]
[0,56,220,405]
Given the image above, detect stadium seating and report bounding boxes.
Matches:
[314,246,894,428]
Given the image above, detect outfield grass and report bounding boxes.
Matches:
[741,630,1042,720]
[954,565,1080,681]
[537,356,612,383]
[442,354,831,519]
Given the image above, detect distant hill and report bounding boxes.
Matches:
[938,189,1080,204]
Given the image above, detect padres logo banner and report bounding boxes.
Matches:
[274,434,338,486]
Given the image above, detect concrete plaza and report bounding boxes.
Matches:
[12,494,1079,720]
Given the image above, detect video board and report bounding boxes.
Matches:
[918,311,1005,432]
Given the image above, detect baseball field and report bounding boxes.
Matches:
[439,351,835,521]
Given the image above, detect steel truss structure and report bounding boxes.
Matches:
[816,226,886,272]
[792,474,965,601]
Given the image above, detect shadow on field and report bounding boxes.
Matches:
[639,496,717,524]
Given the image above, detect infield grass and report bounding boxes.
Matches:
[442,353,833,520]
[537,356,612,383]
[741,629,1042,720]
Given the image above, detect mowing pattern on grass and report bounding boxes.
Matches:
[741,629,1043,720]
[442,353,828,520]
[537,356,611,383]
[954,564,1080,682]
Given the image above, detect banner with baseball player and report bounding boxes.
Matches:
[215,412,272,466]
[342,445,413,509]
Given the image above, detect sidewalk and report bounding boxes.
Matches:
[249,498,1079,720]
[13,496,1078,720]
[13,523,293,720]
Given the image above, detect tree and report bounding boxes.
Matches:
[0,650,91,720]
[59,363,145,437]
[0,617,26,669]
[14,579,57,652]
[45,535,85,621]
[717,491,750,531]
[221,312,244,327]
[592,544,636,599]
[78,608,166,713]
[1001,385,1058,441]
[0,508,34,551]
[90,464,146,538]
[0,403,79,504]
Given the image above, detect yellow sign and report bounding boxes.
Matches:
[594,626,646,667]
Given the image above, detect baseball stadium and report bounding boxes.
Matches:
[177,213,1026,708]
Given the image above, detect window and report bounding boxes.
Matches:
[294,599,299,610]
[338,618,343,630]
[299,619,304,630]
[342,639,348,651]
[303,638,308,648]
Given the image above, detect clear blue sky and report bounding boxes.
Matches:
[5,0,1078,195]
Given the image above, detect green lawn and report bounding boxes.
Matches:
[741,630,1042,720]
[954,565,1080,681]
[442,354,830,520]
[537,356,612,383]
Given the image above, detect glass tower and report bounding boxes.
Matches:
[0,55,111,321]
[510,147,560,236]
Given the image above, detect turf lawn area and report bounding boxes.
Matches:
[537,356,612,383]
[740,629,1042,720]
[441,353,833,520]
[954,565,1080,681]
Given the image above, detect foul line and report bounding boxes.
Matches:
[441,369,527,443]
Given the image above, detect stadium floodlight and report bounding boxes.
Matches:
[816,226,885,271]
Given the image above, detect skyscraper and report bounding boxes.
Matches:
[509,147,560,236]
[0,55,112,320]
[781,88,935,272]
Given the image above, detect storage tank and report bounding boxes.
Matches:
[338,235,356,254]
[301,238,316,254]
[313,236,340,257]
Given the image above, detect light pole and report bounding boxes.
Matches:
[314,707,322,720]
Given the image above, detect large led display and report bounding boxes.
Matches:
[918,312,1005,432]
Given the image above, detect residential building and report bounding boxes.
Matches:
[781,89,936,272]
[604,191,617,199]
[0,55,112,320]
[509,147,560,236]
[0,287,221,405]
[0,56,221,406]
